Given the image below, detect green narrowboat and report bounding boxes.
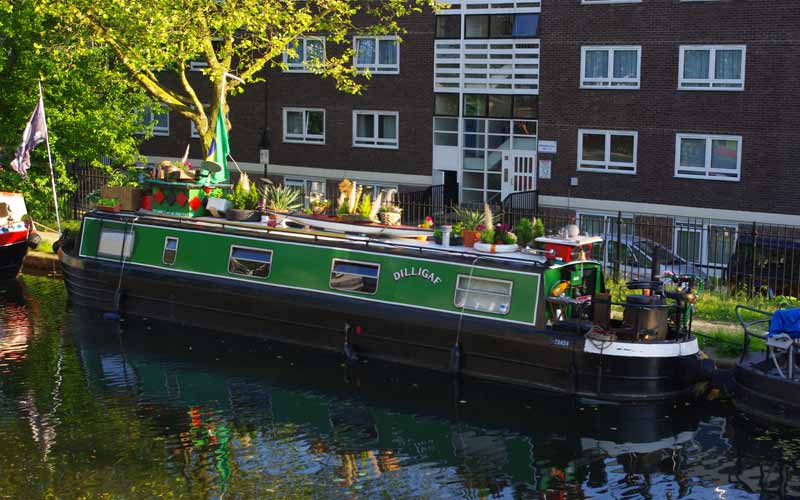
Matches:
[58,211,712,401]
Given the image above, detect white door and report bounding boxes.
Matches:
[502,153,537,199]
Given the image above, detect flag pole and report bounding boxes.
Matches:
[38,80,61,235]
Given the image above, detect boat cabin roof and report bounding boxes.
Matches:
[90,211,603,272]
[535,235,603,247]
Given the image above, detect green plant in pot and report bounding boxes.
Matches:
[262,184,302,213]
[453,207,489,247]
[225,173,260,221]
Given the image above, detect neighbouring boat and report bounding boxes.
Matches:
[0,192,38,280]
[733,305,800,427]
[59,210,713,402]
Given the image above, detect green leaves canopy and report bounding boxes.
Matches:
[41,0,438,151]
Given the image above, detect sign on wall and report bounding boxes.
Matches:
[538,159,552,180]
[538,140,557,154]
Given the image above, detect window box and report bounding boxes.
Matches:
[353,111,399,149]
[580,46,641,89]
[679,45,745,91]
[675,133,741,181]
[577,129,637,174]
[354,36,399,74]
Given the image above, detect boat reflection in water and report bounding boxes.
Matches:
[60,305,796,499]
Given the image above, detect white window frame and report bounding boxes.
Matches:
[141,104,169,136]
[282,108,326,144]
[352,110,399,149]
[675,133,742,181]
[284,177,327,208]
[577,129,637,174]
[353,36,400,75]
[283,36,326,73]
[678,45,746,91]
[580,46,641,89]
[453,275,513,316]
[189,60,208,72]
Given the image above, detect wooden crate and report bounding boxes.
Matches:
[100,186,141,212]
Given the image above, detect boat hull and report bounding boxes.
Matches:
[732,353,800,427]
[0,240,27,280]
[61,250,710,402]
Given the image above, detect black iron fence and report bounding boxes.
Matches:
[67,163,108,219]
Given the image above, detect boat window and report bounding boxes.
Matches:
[454,275,512,315]
[162,237,179,265]
[330,259,380,295]
[228,246,272,278]
[97,228,135,259]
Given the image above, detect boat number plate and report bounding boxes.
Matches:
[552,338,571,348]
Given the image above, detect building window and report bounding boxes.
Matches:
[578,129,637,174]
[435,15,461,39]
[284,177,327,208]
[228,246,272,279]
[283,37,326,72]
[141,105,169,136]
[162,237,179,266]
[435,93,459,116]
[433,117,459,147]
[330,259,380,295]
[454,275,512,315]
[463,94,537,119]
[189,60,208,72]
[353,111,399,149]
[580,46,641,89]
[675,134,741,181]
[464,14,540,38]
[283,108,325,144]
[679,45,745,91]
[354,36,399,74]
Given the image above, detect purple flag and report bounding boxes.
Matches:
[10,96,48,177]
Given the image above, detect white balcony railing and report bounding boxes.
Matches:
[434,39,540,94]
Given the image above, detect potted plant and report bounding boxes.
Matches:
[474,223,518,253]
[450,221,464,246]
[309,194,330,215]
[515,217,534,248]
[97,197,121,213]
[335,179,380,223]
[417,216,434,241]
[453,207,487,248]
[379,205,402,226]
[225,173,260,221]
[261,184,302,226]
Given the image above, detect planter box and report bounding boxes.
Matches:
[148,181,209,218]
[97,204,121,213]
[100,186,141,211]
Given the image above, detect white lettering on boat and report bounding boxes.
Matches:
[393,267,443,285]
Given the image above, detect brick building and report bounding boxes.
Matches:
[139,0,800,266]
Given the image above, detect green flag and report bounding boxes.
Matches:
[206,106,230,184]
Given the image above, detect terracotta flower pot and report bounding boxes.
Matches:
[462,230,481,248]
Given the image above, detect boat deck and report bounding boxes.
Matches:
[98,210,555,267]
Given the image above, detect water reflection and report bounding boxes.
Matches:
[1,276,799,499]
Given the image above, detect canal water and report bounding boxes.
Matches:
[1,276,798,499]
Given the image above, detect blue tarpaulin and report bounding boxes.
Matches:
[769,308,800,339]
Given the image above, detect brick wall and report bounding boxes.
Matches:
[537,0,800,216]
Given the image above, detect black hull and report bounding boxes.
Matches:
[733,354,800,427]
[61,251,710,402]
[0,241,27,280]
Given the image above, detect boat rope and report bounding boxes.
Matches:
[107,216,138,320]
[451,256,481,374]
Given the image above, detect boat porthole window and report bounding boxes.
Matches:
[162,237,179,265]
[97,228,135,259]
[329,259,380,295]
[454,275,513,315]
[228,246,272,279]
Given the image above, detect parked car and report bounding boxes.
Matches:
[728,233,800,297]
[597,235,716,281]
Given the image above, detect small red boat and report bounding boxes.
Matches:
[0,192,38,280]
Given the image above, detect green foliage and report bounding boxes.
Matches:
[358,194,372,218]
[39,0,439,151]
[453,207,485,231]
[0,1,154,220]
[261,184,302,212]
[503,231,518,245]
[480,228,495,244]
[96,197,119,207]
[105,168,140,188]
[515,218,534,247]
[533,218,545,239]
[337,202,349,216]
[229,182,258,210]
